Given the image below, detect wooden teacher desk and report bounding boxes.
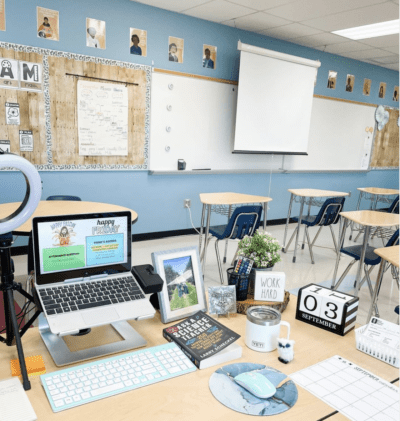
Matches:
[1,296,396,421]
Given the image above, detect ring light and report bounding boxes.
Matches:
[0,154,41,234]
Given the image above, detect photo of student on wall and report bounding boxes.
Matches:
[86,18,106,49]
[168,36,184,63]
[327,71,337,89]
[345,75,355,92]
[0,0,5,32]
[363,78,371,96]
[37,7,59,41]
[393,86,399,101]
[203,45,217,69]
[378,82,386,99]
[130,28,147,56]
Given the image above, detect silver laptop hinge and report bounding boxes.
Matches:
[64,277,84,284]
[89,273,109,280]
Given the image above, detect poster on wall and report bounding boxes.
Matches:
[19,61,42,91]
[0,0,5,32]
[86,18,106,49]
[363,78,371,96]
[378,82,386,99]
[0,140,10,153]
[393,86,399,101]
[345,74,354,93]
[19,130,33,152]
[5,102,20,125]
[327,71,337,89]
[0,58,19,89]
[37,7,59,41]
[129,28,147,57]
[202,45,216,69]
[168,36,184,63]
[77,80,128,156]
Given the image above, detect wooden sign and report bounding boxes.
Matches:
[254,271,285,302]
[296,283,359,336]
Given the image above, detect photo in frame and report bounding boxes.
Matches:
[363,78,371,96]
[152,246,207,323]
[378,82,386,99]
[86,18,106,49]
[208,286,236,315]
[37,7,59,41]
[327,71,337,89]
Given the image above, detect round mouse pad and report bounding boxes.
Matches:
[209,362,298,416]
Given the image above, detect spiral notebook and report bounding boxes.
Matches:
[0,377,37,421]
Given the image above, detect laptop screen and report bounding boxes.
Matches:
[32,212,132,286]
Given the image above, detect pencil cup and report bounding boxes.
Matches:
[227,268,249,301]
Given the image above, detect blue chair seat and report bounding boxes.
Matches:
[292,215,317,226]
[340,245,381,266]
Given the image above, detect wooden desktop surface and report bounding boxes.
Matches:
[0,201,138,234]
[1,296,397,421]
[199,192,272,205]
[357,187,399,195]
[340,210,399,227]
[374,245,399,268]
[287,189,349,198]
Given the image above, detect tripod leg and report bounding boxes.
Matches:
[5,289,31,390]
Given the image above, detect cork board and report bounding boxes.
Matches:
[370,108,399,168]
[0,42,151,170]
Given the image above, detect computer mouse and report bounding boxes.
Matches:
[234,371,276,399]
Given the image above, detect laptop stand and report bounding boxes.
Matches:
[38,314,147,366]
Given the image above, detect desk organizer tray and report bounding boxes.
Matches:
[355,321,399,368]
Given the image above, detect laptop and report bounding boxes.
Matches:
[32,211,155,336]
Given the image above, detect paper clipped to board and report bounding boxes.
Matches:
[0,377,37,421]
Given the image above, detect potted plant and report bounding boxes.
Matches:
[237,230,281,296]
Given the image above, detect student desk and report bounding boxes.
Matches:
[282,189,349,263]
[349,187,399,241]
[367,245,399,323]
[332,211,399,298]
[199,193,272,272]
[0,295,397,421]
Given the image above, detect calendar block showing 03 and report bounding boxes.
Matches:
[296,284,359,336]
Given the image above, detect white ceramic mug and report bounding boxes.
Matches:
[245,306,290,352]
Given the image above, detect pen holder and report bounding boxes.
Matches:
[227,268,250,301]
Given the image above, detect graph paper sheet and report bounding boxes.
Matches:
[290,355,399,421]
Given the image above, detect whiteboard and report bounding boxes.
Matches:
[150,72,376,172]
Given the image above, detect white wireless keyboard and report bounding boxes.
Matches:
[41,342,196,412]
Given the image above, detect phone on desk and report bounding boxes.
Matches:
[131,264,164,294]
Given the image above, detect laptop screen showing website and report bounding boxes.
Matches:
[32,212,131,286]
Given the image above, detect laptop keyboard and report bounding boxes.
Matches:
[38,276,145,315]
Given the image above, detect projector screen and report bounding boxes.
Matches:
[234,42,321,155]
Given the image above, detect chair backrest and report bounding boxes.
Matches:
[315,197,345,226]
[223,205,263,240]
[46,195,81,201]
[388,196,399,214]
[386,229,399,247]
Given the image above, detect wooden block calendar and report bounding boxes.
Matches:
[296,284,359,336]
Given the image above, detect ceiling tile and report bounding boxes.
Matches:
[302,2,399,32]
[133,0,210,13]
[385,62,399,70]
[266,0,387,23]
[292,32,349,48]
[183,0,253,22]
[359,34,399,48]
[340,48,396,59]
[314,41,373,54]
[226,0,298,11]
[260,23,322,39]
[370,55,399,64]
[222,11,292,31]
[383,45,400,54]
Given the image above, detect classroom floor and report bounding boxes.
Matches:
[11,222,399,327]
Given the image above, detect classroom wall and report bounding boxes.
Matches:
[1,0,399,247]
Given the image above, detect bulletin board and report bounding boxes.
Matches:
[0,42,151,170]
[370,107,399,169]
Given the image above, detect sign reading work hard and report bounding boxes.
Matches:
[0,58,42,92]
[254,271,286,302]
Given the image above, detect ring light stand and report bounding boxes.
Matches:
[0,153,42,390]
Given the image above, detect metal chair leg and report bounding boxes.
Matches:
[304,226,315,264]
[354,229,363,243]
[333,259,357,291]
[302,201,312,249]
[310,225,323,248]
[284,227,298,253]
[282,193,294,252]
[364,265,379,316]
[332,217,346,289]
[215,239,224,284]
[223,206,232,264]
[329,225,338,253]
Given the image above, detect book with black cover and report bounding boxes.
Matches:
[163,311,241,369]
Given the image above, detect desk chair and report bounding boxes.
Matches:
[395,306,399,324]
[207,206,262,284]
[285,197,345,264]
[334,230,399,316]
[27,195,82,274]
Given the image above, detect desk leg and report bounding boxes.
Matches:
[202,205,211,276]
[293,197,305,263]
[282,194,294,253]
[354,226,370,297]
[199,204,206,255]
[349,192,362,241]
[366,258,386,323]
[223,205,232,264]
[302,200,312,249]
[332,216,346,289]
[263,202,268,231]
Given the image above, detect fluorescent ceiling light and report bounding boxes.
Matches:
[332,20,399,40]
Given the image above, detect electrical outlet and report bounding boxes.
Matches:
[184,199,191,208]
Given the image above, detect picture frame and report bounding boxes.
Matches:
[152,246,207,323]
[208,286,236,315]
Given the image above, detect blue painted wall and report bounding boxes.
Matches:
[0,0,398,246]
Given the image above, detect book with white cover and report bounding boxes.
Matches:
[0,377,37,421]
